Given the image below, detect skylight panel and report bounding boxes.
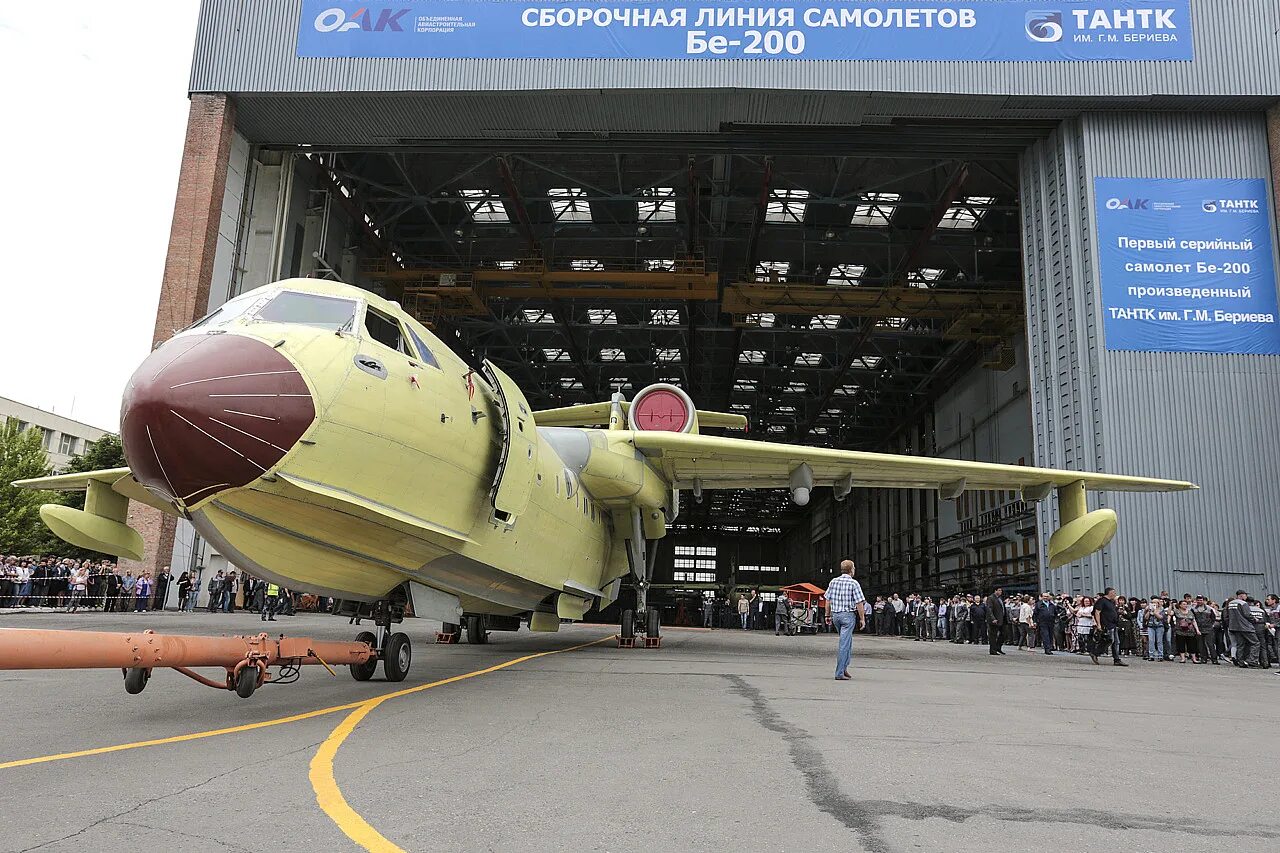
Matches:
[655,348,681,363]
[542,348,569,361]
[638,187,677,222]
[730,403,751,412]
[776,405,796,414]
[810,314,842,329]
[766,189,809,223]
[746,312,775,328]
[608,377,632,390]
[650,308,680,325]
[739,350,765,364]
[734,379,757,392]
[458,188,508,222]
[795,353,823,367]
[658,375,681,384]
[600,348,626,362]
[560,378,583,390]
[827,264,866,286]
[812,426,829,435]
[520,308,553,324]
[850,192,900,227]
[571,259,604,271]
[786,381,808,393]
[937,195,996,230]
[588,308,617,324]
[756,261,791,281]
[549,187,592,222]
[493,260,519,271]
[877,317,909,328]
[852,355,882,369]
[646,259,676,271]
[767,425,785,434]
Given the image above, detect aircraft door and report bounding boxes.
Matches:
[481,360,539,523]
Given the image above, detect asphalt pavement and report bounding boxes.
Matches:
[0,610,1275,853]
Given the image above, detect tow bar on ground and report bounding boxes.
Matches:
[0,628,377,699]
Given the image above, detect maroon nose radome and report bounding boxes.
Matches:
[121,334,315,507]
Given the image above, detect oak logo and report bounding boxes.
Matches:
[1106,198,1150,210]
[313,6,410,33]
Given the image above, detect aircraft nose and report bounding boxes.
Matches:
[120,334,315,507]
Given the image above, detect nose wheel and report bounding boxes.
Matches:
[346,595,412,682]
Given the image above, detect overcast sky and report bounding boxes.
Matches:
[0,2,202,432]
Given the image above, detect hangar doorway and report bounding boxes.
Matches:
[224,118,1048,605]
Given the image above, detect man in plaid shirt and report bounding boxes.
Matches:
[824,560,867,680]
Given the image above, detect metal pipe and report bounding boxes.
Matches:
[0,629,374,671]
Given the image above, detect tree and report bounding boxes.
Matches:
[0,420,53,554]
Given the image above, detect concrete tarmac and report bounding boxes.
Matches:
[0,611,1275,853]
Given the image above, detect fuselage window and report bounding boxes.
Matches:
[365,306,413,355]
[406,326,441,369]
[257,291,357,331]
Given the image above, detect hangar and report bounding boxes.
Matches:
[131,0,1280,607]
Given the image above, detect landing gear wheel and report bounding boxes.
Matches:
[235,667,258,699]
[123,667,150,695]
[350,630,378,681]
[647,607,661,638]
[466,615,488,645]
[383,632,411,682]
[620,610,635,640]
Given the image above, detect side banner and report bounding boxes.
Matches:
[1094,177,1280,355]
[296,0,1194,61]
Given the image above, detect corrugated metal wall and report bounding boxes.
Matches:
[1022,111,1280,600]
[190,0,1280,98]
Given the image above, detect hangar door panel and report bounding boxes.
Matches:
[482,360,539,521]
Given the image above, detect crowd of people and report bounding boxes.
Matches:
[695,582,1280,672]
[0,554,305,621]
[865,588,1280,670]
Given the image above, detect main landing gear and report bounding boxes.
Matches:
[619,508,662,649]
[340,593,412,683]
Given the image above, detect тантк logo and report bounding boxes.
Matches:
[1025,11,1064,43]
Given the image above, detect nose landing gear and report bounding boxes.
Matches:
[338,592,413,682]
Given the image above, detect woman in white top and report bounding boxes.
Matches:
[1074,597,1096,653]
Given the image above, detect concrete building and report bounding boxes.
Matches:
[131,0,1280,604]
[0,397,111,474]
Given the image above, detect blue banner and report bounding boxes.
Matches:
[296,0,1194,61]
[1095,178,1280,355]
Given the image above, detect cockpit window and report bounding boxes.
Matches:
[405,327,440,369]
[182,291,262,332]
[364,306,413,356]
[256,291,358,331]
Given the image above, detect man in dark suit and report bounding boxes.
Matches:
[987,587,1007,655]
[1033,592,1057,654]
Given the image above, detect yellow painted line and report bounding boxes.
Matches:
[309,635,613,853]
[0,698,366,771]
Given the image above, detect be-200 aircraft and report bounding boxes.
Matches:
[9,278,1194,697]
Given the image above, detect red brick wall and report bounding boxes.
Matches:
[119,93,236,577]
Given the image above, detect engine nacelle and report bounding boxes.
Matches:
[627,383,699,434]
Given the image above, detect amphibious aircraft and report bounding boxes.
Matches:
[10,278,1194,694]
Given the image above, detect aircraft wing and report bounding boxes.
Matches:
[13,467,180,515]
[627,431,1197,494]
